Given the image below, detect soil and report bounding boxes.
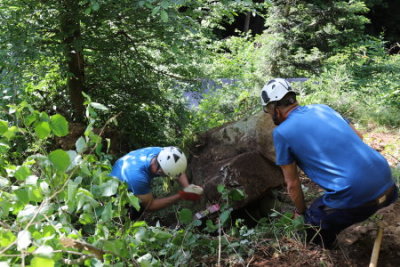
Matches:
[236,128,400,267]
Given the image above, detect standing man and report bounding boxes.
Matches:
[260,78,398,248]
[110,146,203,219]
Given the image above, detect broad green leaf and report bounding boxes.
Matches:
[101,202,113,222]
[0,120,8,134]
[90,102,108,111]
[219,209,232,226]
[17,230,31,251]
[67,176,82,202]
[0,200,11,218]
[75,136,87,153]
[127,193,141,211]
[160,10,169,22]
[76,188,98,210]
[49,114,69,137]
[48,149,71,172]
[103,240,128,257]
[28,187,43,202]
[91,2,100,11]
[152,6,160,15]
[0,141,10,153]
[3,126,18,140]
[152,229,172,240]
[0,177,10,188]
[178,208,192,224]
[79,212,95,224]
[229,189,245,201]
[97,179,118,197]
[30,256,54,267]
[0,230,16,247]
[35,121,51,139]
[15,166,32,181]
[15,188,30,204]
[217,184,225,193]
[34,245,54,258]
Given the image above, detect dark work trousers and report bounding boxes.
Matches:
[304,185,398,249]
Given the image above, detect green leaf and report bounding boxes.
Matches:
[128,193,141,211]
[0,230,16,247]
[160,10,169,22]
[35,121,51,139]
[34,245,54,258]
[219,209,232,226]
[17,230,31,251]
[49,114,69,137]
[99,179,119,197]
[0,120,8,134]
[229,189,245,201]
[90,102,108,111]
[91,2,100,11]
[101,202,113,222]
[15,166,32,181]
[3,126,18,140]
[48,149,71,172]
[178,208,193,224]
[75,136,87,153]
[217,184,225,193]
[30,256,55,267]
[15,188,30,204]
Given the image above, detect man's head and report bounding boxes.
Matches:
[156,146,187,177]
[260,78,297,125]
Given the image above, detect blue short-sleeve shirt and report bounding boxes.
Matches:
[110,147,162,195]
[273,104,394,209]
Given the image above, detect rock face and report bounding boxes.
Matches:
[189,111,284,209]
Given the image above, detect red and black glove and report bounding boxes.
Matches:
[179,190,202,201]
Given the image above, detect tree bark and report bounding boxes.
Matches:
[60,0,85,121]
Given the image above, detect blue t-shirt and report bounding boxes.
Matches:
[273,104,394,209]
[110,147,162,195]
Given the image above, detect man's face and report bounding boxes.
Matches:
[264,103,282,125]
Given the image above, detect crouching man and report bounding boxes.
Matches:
[110,146,203,219]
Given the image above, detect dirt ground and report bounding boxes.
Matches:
[247,128,400,267]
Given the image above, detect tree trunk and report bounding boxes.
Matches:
[60,0,85,121]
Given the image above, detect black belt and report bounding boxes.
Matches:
[361,185,395,207]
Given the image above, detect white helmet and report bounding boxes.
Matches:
[157,147,187,177]
[260,78,294,107]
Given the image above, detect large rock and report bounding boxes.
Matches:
[189,111,284,209]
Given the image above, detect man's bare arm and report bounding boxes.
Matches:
[280,162,306,215]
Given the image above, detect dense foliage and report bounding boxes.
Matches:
[1,0,399,266]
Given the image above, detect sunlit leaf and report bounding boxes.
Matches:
[15,166,31,181]
[48,149,71,172]
[30,256,54,267]
[0,230,16,247]
[34,245,54,258]
[75,136,87,153]
[90,102,108,111]
[17,230,31,251]
[49,114,69,137]
[0,120,8,134]
[35,121,51,139]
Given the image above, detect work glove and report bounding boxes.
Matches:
[179,184,203,201]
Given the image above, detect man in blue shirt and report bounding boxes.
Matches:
[260,78,398,248]
[110,146,203,218]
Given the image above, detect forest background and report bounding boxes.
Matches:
[0,0,399,266]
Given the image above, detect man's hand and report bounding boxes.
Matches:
[184,184,204,195]
[179,184,204,201]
